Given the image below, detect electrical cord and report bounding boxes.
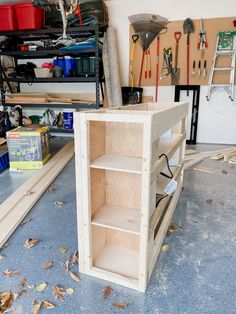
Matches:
[155,154,173,208]
[159,153,173,179]
[156,193,168,208]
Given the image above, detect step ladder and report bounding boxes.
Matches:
[206,31,236,101]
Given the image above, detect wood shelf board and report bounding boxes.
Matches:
[90,154,142,174]
[92,204,140,235]
[94,244,139,280]
[159,134,182,155]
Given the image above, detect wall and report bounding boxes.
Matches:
[105,0,236,144]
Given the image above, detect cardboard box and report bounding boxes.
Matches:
[6,125,50,170]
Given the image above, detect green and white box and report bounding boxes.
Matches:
[6,125,50,170]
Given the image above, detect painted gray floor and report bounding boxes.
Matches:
[0,141,236,314]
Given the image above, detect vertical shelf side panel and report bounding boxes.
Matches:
[105,171,142,210]
[79,113,93,273]
[105,122,143,157]
[138,116,153,292]
[74,113,86,273]
[90,121,105,163]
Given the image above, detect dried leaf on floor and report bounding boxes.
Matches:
[42,300,55,309]
[3,269,21,277]
[0,255,6,260]
[43,261,53,270]
[20,218,32,226]
[36,283,47,292]
[13,289,27,300]
[48,183,57,192]
[53,285,65,301]
[54,200,64,206]
[0,243,8,251]
[24,239,39,249]
[68,271,81,282]
[103,286,112,299]
[222,170,228,175]
[19,278,26,288]
[206,199,213,205]
[161,244,171,253]
[112,303,128,309]
[64,251,79,271]
[74,251,79,265]
[27,285,35,289]
[166,219,183,236]
[59,247,68,254]
[66,288,74,295]
[32,300,42,314]
[0,291,14,313]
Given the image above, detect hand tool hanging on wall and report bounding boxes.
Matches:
[128,14,169,86]
[171,31,182,85]
[129,34,139,87]
[144,48,152,79]
[197,60,201,77]
[183,18,194,95]
[192,60,196,77]
[197,19,208,60]
[160,48,172,80]
[203,60,207,78]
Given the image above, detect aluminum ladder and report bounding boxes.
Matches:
[206,31,236,101]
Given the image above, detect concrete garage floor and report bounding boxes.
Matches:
[0,139,236,314]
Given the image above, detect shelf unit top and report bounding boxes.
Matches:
[0,77,103,83]
[0,26,105,39]
[0,49,102,58]
[3,102,100,109]
[79,102,188,119]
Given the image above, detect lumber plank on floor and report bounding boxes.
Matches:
[0,141,74,248]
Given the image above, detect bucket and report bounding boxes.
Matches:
[63,109,76,129]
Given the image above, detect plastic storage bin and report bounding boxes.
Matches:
[53,56,75,78]
[63,109,76,130]
[0,151,9,173]
[0,5,17,31]
[14,3,43,30]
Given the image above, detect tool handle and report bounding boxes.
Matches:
[132,34,139,44]
[145,50,148,79]
[187,44,190,86]
[174,31,182,42]
[155,36,160,102]
[138,50,145,87]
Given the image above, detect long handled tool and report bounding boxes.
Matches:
[183,18,194,94]
[171,31,181,85]
[155,36,160,101]
[129,34,139,87]
[129,14,169,87]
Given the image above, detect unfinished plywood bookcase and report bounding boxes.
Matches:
[74,102,188,292]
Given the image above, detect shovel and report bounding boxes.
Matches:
[171,31,182,85]
[183,18,195,94]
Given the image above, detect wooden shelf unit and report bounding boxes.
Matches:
[74,102,188,292]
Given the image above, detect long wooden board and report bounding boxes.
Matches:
[0,141,74,248]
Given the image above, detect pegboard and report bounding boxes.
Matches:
[129,16,236,86]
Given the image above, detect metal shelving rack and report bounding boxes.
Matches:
[0,25,104,132]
